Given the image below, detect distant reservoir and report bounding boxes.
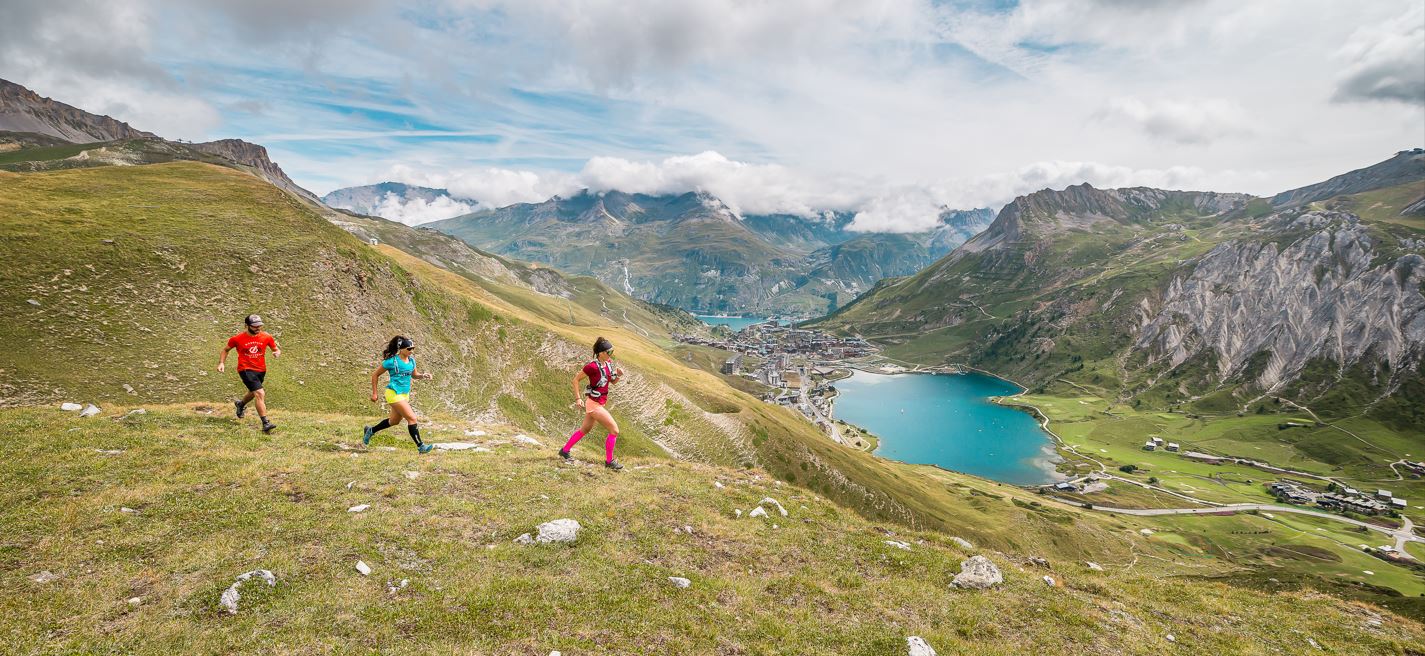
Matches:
[694,315,773,331]
[833,370,1060,485]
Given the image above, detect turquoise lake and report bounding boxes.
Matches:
[833,370,1060,485]
[694,315,771,331]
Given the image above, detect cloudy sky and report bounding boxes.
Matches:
[4,0,1422,229]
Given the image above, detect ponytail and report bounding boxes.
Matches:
[382,335,409,359]
[593,336,613,357]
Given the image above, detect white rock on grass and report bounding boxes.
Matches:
[668,576,691,589]
[404,471,420,480]
[950,537,973,550]
[1086,562,1104,571]
[533,519,581,544]
[514,533,535,545]
[433,442,482,451]
[387,578,409,595]
[348,504,370,513]
[513,434,541,445]
[29,571,58,584]
[79,404,101,418]
[122,409,147,418]
[464,429,488,437]
[60,402,83,412]
[885,540,911,551]
[734,509,743,518]
[950,555,1003,590]
[907,636,938,656]
[218,569,276,614]
[1139,529,1154,536]
[1042,575,1057,586]
[127,596,142,606]
[758,497,788,517]
[714,481,725,489]
[95,449,124,455]
[120,507,138,514]
[748,507,769,519]
[355,561,372,576]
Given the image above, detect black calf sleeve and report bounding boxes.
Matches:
[407,424,422,447]
[371,418,392,433]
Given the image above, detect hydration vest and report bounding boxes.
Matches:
[586,360,615,398]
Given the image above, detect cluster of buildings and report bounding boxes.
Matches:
[676,323,875,362]
[1141,436,1180,452]
[677,322,873,436]
[1266,480,1408,516]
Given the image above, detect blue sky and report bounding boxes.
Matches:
[2,0,1421,228]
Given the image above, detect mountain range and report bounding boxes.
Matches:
[816,149,1425,430]
[411,189,992,316]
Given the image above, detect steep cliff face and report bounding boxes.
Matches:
[0,78,156,143]
[1136,211,1425,393]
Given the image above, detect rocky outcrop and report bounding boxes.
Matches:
[1136,210,1425,391]
[950,555,1003,589]
[190,139,321,204]
[0,78,155,143]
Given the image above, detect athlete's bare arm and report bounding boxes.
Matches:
[218,344,233,372]
[270,339,281,359]
[572,370,588,408]
[369,366,386,402]
[412,366,433,380]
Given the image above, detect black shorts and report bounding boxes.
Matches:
[239,370,266,392]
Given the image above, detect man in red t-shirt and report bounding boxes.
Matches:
[218,314,282,433]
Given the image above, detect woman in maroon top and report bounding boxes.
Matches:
[559,336,625,470]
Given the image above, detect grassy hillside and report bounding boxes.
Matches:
[4,405,1422,655]
[6,161,1425,636]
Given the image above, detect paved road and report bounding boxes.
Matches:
[1088,502,1424,549]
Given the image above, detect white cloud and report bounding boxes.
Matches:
[0,0,222,140]
[579,151,842,216]
[1332,4,1425,104]
[1095,97,1251,144]
[356,150,1244,234]
[370,192,474,225]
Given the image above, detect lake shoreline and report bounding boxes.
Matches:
[831,367,1065,486]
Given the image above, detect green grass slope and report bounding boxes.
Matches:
[4,405,1422,655]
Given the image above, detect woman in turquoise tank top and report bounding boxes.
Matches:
[361,335,434,453]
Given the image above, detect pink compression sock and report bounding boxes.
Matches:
[562,430,585,452]
[605,433,618,463]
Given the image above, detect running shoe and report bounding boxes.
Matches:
[261,420,277,434]
[558,449,572,461]
[234,400,246,418]
[363,425,374,446]
[418,444,435,454]
[605,460,624,471]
